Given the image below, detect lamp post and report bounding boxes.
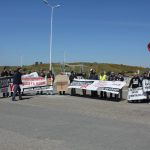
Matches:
[21,56,22,67]
[43,0,60,71]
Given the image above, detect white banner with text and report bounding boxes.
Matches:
[127,87,147,101]
[142,79,150,92]
[68,79,126,94]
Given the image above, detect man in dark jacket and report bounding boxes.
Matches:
[69,71,77,96]
[69,71,77,83]
[128,73,142,88]
[89,69,98,80]
[12,67,22,101]
[89,69,98,97]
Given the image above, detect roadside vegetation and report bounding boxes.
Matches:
[0,62,149,76]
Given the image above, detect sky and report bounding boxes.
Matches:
[0,0,150,67]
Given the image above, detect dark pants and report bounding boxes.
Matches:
[115,89,122,100]
[59,91,65,95]
[110,93,113,99]
[110,93,117,99]
[91,91,98,97]
[100,91,107,99]
[71,88,76,96]
[82,89,86,96]
[12,84,22,100]
[146,91,150,102]
[119,89,123,100]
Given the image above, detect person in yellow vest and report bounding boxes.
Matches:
[99,71,107,99]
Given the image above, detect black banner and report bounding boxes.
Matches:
[0,77,13,89]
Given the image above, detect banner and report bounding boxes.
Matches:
[127,87,147,101]
[68,79,126,94]
[142,79,150,92]
[21,77,47,89]
[69,79,94,89]
[22,85,53,93]
[22,72,39,78]
[9,76,50,93]
[0,73,52,94]
[0,77,13,93]
[87,81,126,94]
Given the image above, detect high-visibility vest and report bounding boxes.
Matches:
[99,74,106,81]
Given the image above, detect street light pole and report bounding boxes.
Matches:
[43,0,60,71]
[49,7,53,71]
[21,56,22,67]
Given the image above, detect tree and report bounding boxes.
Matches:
[35,62,39,66]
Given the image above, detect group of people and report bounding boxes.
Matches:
[1,65,150,101]
[0,67,55,80]
[0,67,14,77]
[128,72,150,101]
[88,69,124,100]
[0,66,55,101]
[0,67,24,101]
[128,72,148,88]
[69,68,150,101]
[69,68,125,100]
[11,68,55,101]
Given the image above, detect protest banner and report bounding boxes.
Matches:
[68,79,126,94]
[87,81,126,94]
[22,85,53,94]
[9,75,52,94]
[0,77,12,93]
[142,79,150,92]
[69,79,94,89]
[127,87,147,101]
[21,77,47,89]
[22,72,39,78]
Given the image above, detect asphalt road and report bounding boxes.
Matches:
[0,93,150,150]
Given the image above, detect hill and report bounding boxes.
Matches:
[0,62,149,75]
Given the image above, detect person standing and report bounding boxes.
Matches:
[89,69,98,80]
[8,69,14,76]
[89,69,98,97]
[69,71,77,83]
[128,72,142,89]
[39,69,46,77]
[142,72,150,80]
[12,67,23,101]
[46,70,55,95]
[115,73,124,100]
[1,67,9,97]
[99,71,107,99]
[142,72,150,102]
[69,71,77,96]
[108,72,116,99]
[1,67,8,77]
[47,70,55,84]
